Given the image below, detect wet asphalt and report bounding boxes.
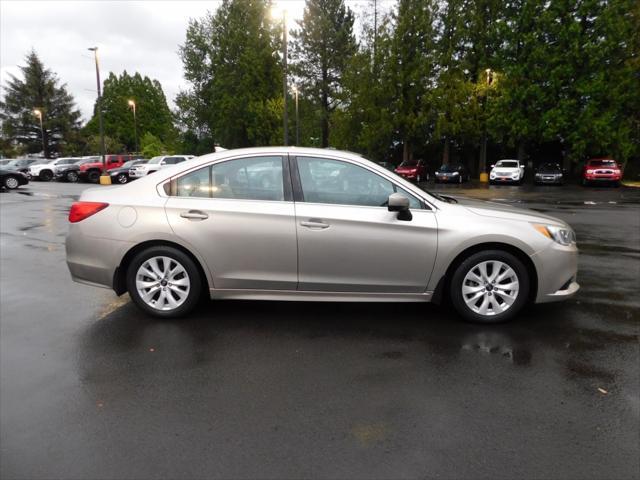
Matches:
[1,180,638,480]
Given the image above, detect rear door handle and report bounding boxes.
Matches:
[180,210,209,220]
[300,219,330,229]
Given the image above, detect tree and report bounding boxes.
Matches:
[140,132,167,158]
[177,0,282,149]
[290,0,357,147]
[0,50,81,158]
[84,71,176,152]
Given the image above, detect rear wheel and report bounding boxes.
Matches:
[3,175,20,189]
[87,170,101,183]
[66,171,79,183]
[449,250,530,323]
[126,246,202,318]
[39,170,53,181]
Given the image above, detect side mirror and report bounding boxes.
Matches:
[388,193,412,221]
[490,164,495,169]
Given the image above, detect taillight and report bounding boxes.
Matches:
[69,202,109,223]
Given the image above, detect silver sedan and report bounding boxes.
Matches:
[66,147,579,323]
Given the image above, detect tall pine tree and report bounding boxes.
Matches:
[0,50,81,158]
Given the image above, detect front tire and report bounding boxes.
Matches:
[116,173,129,184]
[126,246,202,318]
[39,170,53,182]
[66,171,79,183]
[449,250,530,323]
[3,175,20,189]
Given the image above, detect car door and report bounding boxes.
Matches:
[164,154,298,290]
[292,155,438,293]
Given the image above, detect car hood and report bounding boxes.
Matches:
[491,167,520,174]
[443,196,566,226]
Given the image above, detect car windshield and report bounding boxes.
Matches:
[148,156,164,164]
[57,159,76,165]
[439,164,460,172]
[589,159,617,167]
[539,163,560,171]
[496,160,519,168]
[399,159,418,167]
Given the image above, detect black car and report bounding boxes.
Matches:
[3,158,45,174]
[434,164,470,183]
[109,159,149,184]
[55,158,92,182]
[534,163,564,185]
[0,167,29,190]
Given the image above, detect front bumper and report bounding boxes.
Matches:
[490,176,521,183]
[435,174,461,182]
[129,169,146,178]
[531,242,579,303]
[584,175,621,182]
[535,175,563,184]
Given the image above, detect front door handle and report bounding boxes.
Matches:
[180,210,209,220]
[300,219,330,229]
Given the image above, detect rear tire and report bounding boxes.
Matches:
[449,250,530,324]
[39,170,53,182]
[126,246,202,318]
[87,170,101,183]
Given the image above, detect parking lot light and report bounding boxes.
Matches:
[33,109,46,157]
[128,99,138,153]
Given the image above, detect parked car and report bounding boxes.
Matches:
[434,164,470,183]
[534,163,564,185]
[66,147,579,324]
[29,157,79,181]
[582,158,622,187]
[129,155,194,178]
[108,159,149,184]
[0,159,11,166]
[2,158,46,174]
[394,158,429,183]
[0,167,29,190]
[54,157,97,182]
[489,159,525,184]
[78,154,142,183]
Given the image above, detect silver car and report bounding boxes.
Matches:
[66,147,579,323]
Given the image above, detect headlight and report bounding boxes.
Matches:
[452,172,459,176]
[533,224,576,246]
[586,169,595,174]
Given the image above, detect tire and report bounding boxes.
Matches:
[39,170,53,182]
[449,250,530,324]
[116,173,129,184]
[87,170,101,183]
[126,246,202,318]
[66,171,79,183]
[458,175,462,184]
[3,175,20,190]
[416,175,422,183]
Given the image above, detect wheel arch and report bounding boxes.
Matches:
[432,242,538,305]
[113,240,211,296]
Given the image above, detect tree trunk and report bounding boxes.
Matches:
[321,68,329,148]
[403,140,410,163]
[442,137,450,165]
[517,141,526,161]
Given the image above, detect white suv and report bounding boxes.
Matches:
[489,159,525,185]
[129,155,194,178]
[28,157,80,181]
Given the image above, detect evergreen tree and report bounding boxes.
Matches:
[84,71,176,152]
[177,0,282,149]
[290,0,357,147]
[0,50,81,158]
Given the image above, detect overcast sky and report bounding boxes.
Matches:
[1,1,393,123]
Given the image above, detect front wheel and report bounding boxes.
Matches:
[39,170,53,182]
[116,173,129,184]
[126,246,202,318]
[449,250,530,323]
[66,171,79,183]
[3,175,20,189]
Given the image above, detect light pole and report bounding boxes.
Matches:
[273,5,288,145]
[128,99,138,153]
[480,68,493,178]
[292,85,299,146]
[88,46,108,182]
[33,109,46,157]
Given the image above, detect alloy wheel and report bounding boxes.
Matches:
[67,171,79,182]
[4,176,19,189]
[135,256,191,311]
[461,260,519,316]
[117,173,128,184]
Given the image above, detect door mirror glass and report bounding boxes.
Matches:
[388,193,412,221]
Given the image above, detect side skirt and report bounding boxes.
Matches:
[209,289,433,302]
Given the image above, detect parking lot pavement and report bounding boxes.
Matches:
[1,180,639,479]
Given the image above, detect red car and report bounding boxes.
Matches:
[79,154,141,183]
[582,158,622,187]
[394,159,429,183]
